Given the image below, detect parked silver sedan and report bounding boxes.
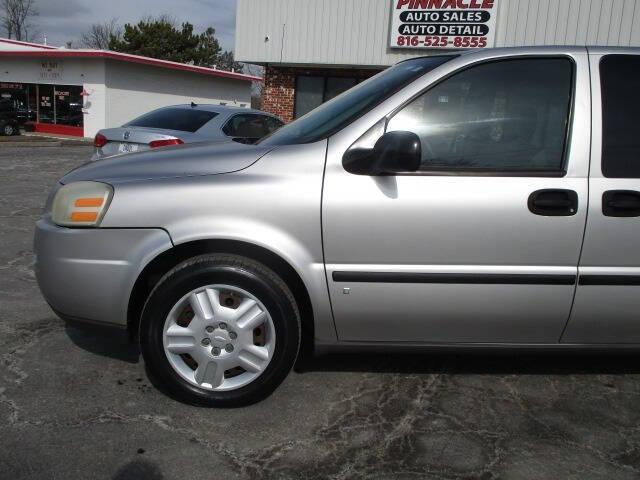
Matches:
[92,104,284,160]
[34,46,640,407]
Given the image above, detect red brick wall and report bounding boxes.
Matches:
[262,66,296,123]
[261,66,383,123]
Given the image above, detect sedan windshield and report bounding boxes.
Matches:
[259,55,455,146]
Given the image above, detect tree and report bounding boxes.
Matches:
[81,18,122,50]
[244,63,264,108]
[107,17,242,72]
[216,50,243,72]
[1,0,38,41]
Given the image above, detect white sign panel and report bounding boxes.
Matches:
[390,0,498,49]
[40,60,63,80]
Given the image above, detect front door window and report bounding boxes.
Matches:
[387,58,573,174]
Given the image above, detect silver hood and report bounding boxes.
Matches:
[61,141,275,185]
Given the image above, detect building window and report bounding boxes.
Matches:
[0,82,36,124]
[294,75,359,118]
[54,85,83,127]
[325,77,357,102]
[295,76,324,118]
[0,82,83,129]
[38,84,55,124]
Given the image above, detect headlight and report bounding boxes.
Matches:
[51,181,113,227]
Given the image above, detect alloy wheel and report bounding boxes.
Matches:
[162,284,275,391]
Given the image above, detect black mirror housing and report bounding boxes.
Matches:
[343,130,421,175]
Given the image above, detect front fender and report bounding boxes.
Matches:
[101,141,336,342]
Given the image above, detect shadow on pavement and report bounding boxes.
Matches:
[65,321,140,364]
[112,459,163,480]
[298,350,640,376]
[62,317,640,376]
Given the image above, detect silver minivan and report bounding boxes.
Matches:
[35,47,640,406]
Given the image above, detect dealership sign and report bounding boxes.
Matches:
[390,0,498,49]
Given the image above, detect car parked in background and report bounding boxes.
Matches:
[91,104,284,161]
[0,100,20,136]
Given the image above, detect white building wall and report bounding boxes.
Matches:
[104,61,252,131]
[0,56,104,87]
[0,57,107,137]
[236,0,640,67]
[82,62,107,139]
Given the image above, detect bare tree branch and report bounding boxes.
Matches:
[243,63,264,109]
[80,18,122,49]
[1,0,38,41]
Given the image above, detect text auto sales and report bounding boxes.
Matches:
[393,0,496,49]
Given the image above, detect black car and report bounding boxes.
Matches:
[0,100,21,136]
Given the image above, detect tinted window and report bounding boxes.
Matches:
[600,55,640,178]
[127,108,218,133]
[260,56,454,146]
[0,99,15,112]
[387,58,573,172]
[295,77,324,118]
[223,114,281,139]
[262,116,284,133]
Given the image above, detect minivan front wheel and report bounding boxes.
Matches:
[140,254,300,407]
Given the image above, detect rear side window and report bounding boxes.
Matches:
[223,114,281,138]
[387,58,573,173]
[600,55,640,178]
[263,116,284,133]
[127,108,218,133]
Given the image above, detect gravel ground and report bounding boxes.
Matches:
[3,145,640,480]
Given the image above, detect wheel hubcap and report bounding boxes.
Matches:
[162,285,275,391]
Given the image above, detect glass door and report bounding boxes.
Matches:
[37,84,54,124]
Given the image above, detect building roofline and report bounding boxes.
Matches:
[0,48,263,82]
[0,37,58,49]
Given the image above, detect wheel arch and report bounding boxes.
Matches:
[128,238,315,358]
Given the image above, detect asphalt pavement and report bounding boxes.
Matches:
[2,144,640,479]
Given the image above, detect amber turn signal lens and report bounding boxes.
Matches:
[74,197,104,208]
[70,211,99,222]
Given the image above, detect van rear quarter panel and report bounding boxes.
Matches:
[101,141,337,342]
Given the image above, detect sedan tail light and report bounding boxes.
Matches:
[149,138,184,148]
[94,133,107,148]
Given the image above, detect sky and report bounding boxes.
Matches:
[27,0,238,51]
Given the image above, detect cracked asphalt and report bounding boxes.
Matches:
[3,145,640,479]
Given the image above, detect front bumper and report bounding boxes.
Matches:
[34,218,173,327]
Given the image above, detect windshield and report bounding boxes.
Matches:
[259,55,454,146]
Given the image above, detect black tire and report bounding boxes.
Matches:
[2,123,16,136]
[140,254,300,407]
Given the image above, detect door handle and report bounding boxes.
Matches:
[528,189,578,216]
[533,198,572,208]
[603,190,640,217]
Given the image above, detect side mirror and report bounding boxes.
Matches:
[343,130,421,175]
